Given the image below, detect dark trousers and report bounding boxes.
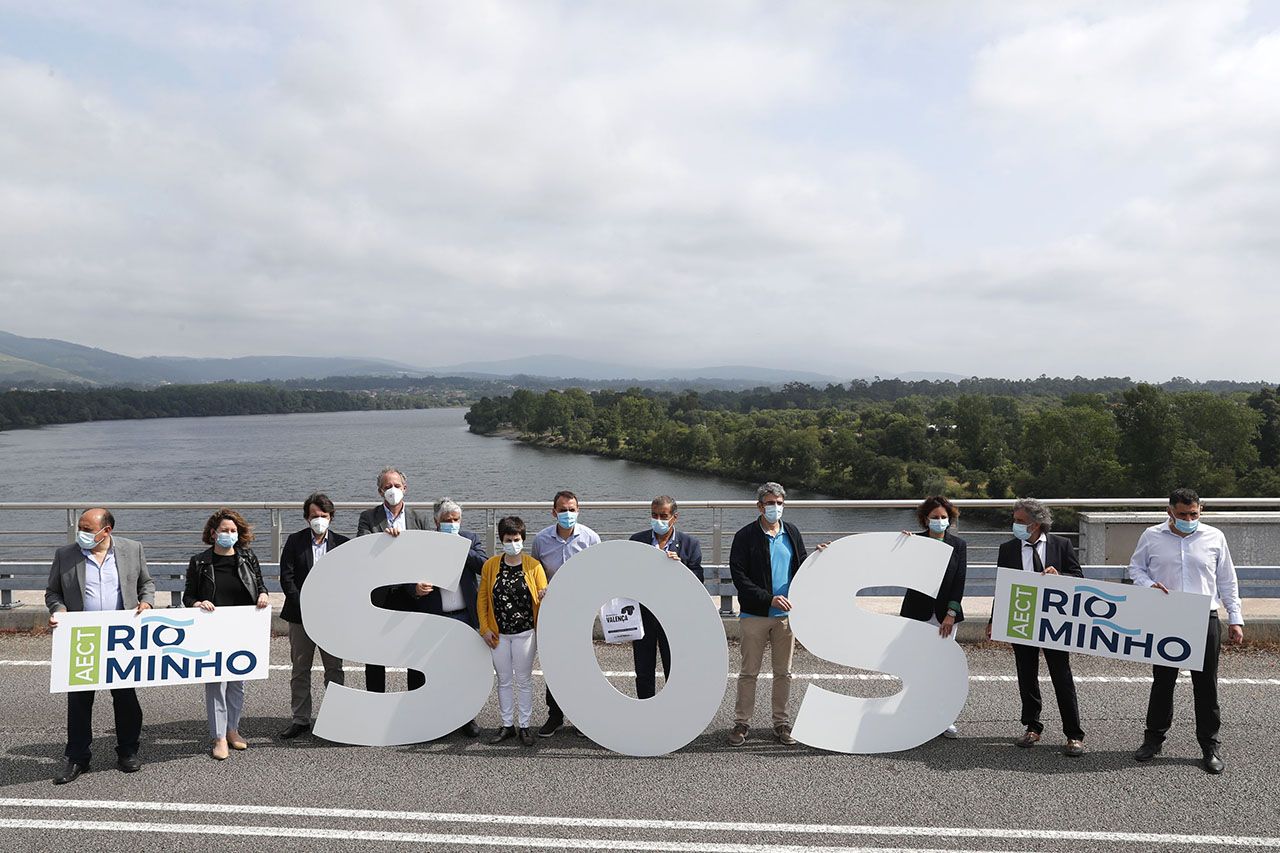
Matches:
[66,688,142,765]
[545,686,562,722]
[1145,615,1221,750]
[365,664,425,692]
[1013,644,1084,740]
[631,606,671,700]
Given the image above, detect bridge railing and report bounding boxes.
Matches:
[4,499,1280,610]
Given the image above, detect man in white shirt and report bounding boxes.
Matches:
[1128,488,1245,774]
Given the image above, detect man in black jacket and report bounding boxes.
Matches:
[728,482,810,746]
[356,466,432,692]
[278,493,350,739]
[989,497,1086,756]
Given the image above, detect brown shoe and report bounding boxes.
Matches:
[774,725,798,746]
[1063,739,1085,757]
[1015,729,1041,748]
[727,723,749,746]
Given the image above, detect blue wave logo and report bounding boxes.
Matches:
[1073,585,1127,603]
[161,647,211,658]
[1091,619,1142,637]
[141,615,195,627]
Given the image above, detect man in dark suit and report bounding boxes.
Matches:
[45,507,155,784]
[278,493,350,739]
[988,497,1086,756]
[627,496,703,700]
[356,466,431,692]
[397,497,487,736]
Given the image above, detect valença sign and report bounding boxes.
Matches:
[301,530,969,755]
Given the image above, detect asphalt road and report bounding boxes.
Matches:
[1,636,1277,853]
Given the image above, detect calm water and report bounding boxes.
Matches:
[0,408,940,560]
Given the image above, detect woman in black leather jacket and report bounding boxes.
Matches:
[184,508,269,760]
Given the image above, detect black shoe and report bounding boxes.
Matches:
[54,759,88,785]
[519,727,534,746]
[537,717,563,738]
[116,754,142,773]
[1134,741,1161,762]
[278,723,311,740]
[1202,750,1224,774]
[457,720,481,738]
[488,726,516,745]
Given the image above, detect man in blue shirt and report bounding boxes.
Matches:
[530,489,600,736]
[727,483,809,746]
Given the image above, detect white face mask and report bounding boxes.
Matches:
[309,517,330,536]
[76,528,104,550]
[762,503,783,523]
[382,486,405,507]
[502,539,523,557]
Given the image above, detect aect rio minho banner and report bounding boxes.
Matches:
[989,569,1211,670]
[50,606,271,693]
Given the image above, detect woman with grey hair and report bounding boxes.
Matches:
[989,497,1087,757]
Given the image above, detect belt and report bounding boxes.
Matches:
[1209,609,1218,619]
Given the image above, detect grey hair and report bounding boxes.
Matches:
[1013,497,1052,530]
[756,482,786,502]
[377,467,407,489]
[434,498,462,521]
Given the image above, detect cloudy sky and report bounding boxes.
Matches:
[2,1,1278,380]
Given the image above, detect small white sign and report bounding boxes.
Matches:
[989,569,1211,670]
[50,606,271,693]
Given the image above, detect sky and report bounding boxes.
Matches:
[1,0,1279,381]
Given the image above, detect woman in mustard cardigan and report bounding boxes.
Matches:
[477,515,548,746]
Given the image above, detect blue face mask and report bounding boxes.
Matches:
[215,531,238,549]
[1012,522,1031,541]
[928,517,949,534]
[1174,517,1199,534]
[651,518,670,536]
[557,511,578,529]
[762,504,784,523]
[439,521,461,535]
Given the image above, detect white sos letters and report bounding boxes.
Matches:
[301,530,493,745]
[302,530,968,754]
[788,532,970,753]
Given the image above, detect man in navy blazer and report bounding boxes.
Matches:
[278,493,350,739]
[989,497,1086,756]
[46,507,155,784]
[627,496,703,700]
[398,498,487,736]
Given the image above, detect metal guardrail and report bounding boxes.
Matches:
[4,499,1280,610]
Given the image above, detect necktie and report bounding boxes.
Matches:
[1026,541,1045,573]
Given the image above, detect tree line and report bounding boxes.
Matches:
[0,384,437,432]
[465,381,1280,501]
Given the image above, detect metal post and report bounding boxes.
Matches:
[66,508,77,543]
[271,508,283,561]
[486,508,497,557]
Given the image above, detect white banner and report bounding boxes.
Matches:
[989,569,1211,670]
[50,606,271,693]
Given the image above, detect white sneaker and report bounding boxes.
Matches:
[942,724,959,739]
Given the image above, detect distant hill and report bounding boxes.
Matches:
[429,354,847,385]
[0,330,422,386]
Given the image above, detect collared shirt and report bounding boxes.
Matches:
[531,522,600,579]
[1020,537,1047,573]
[311,534,329,566]
[383,504,406,531]
[1128,522,1243,625]
[650,530,675,551]
[82,546,123,612]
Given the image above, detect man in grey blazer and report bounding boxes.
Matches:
[46,507,155,784]
[356,466,431,692]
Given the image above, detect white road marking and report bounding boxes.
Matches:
[2,659,1278,684]
[0,800,1277,848]
[0,818,1026,853]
